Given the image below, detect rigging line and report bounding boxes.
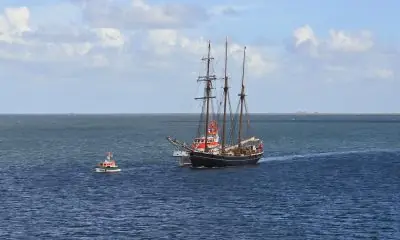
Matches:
[229,100,240,146]
[197,82,207,138]
[209,78,217,122]
[244,98,250,137]
[208,62,219,124]
[194,79,204,138]
[226,90,232,144]
[213,57,221,74]
[234,101,241,144]
[192,81,202,110]
[216,80,224,125]
[193,57,205,128]
[227,91,234,145]
[197,97,206,138]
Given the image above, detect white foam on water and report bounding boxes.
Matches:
[259,148,400,163]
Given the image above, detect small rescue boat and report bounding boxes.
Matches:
[95,152,121,173]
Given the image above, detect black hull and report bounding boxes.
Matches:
[189,151,263,168]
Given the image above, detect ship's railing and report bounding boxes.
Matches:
[167,136,262,155]
[224,137,261,151]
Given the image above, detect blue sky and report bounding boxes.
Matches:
[0,0,399,113]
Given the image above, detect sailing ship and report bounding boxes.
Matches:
[188,38,264,168]
[167,37,264,168]
[95,152,121,172]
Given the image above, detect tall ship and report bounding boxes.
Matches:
[167,37,264,168]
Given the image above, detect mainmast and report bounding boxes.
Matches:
[221,37,229,154]
[237,46,246,148]
[195,41,216,153]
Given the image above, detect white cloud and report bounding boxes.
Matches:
[327,29,373,52]
[75,0,208,29]
[291,25,319,57]
[0,6,128,69]
[92,28,125,48]
[294,25,318,47]
[0,7,31,43]
[292,25,374,56]
[288,24,398,83]
[4,7,30,32]
[66,0,257,74]
[144,30,277,77]
[0,1,399,113]
[208,5,250,17]
[372,68,394,79]
[0,3,397,93]
[245,47,278,76]
[146,29,181,55]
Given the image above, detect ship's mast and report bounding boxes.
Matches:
[195,41,216,153]
[204,42,212,153]
[221,37,229,154]
[237,46,246,148]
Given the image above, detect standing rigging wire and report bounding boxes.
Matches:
[196,93,206,139]
[206,52,217,127]
[227,90,235,146]
[229,101,240,146]
[244,99,251,138]
[216,78,224,126]
[211,53,223,126]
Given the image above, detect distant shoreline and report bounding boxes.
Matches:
[1,113,400,116]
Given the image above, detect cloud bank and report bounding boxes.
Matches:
[0,0,398,113]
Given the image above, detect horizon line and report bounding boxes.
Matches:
[1,112,400,115]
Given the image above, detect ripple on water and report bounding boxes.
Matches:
[1,115,400,239]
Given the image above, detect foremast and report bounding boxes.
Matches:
[195,41,216,153]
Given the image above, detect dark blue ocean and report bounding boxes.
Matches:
[1,114,399,239]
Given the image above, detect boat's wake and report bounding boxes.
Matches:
[259,148,400,163]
